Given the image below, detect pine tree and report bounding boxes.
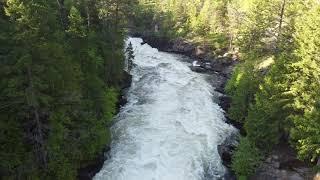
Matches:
[287,4,320,162]
[125,42,135,72]
[231,137,262,179]
[1,0,124,178]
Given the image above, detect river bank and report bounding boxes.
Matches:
[77,71,133,180]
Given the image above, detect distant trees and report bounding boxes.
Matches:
[133,0,231,52]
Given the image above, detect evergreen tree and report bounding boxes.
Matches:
[287,4,320,162]
[125,42,135,72]
[231,137,262,179]
[1,0,128,178]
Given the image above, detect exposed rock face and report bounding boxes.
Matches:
[218,132,239,168]
[250,143,314,180]
[117,71,133,111]
[170,38,196,56]
[138,34,172,51]
[136,34,213,59]
[218,132,239,180]
[77,146,110,180]
[211,57,238,77]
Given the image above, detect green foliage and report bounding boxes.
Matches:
[226,0,320,177]
[125,42,135,72]
[231,137,262,179]
[67,6,86,37]
[226,62,260,123]
[1,0,320,179]
[133,0,231,53]
[287,5,320,162]
[0,0,128,179]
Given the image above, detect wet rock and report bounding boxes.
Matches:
[171,38,196,56]
[117,71,132,111]
[77,146,110,180]
[218,95,231,112]
[120,71,132,90]
[139,34,172,51]
[210,57,237,77]
[190,66,207,72]
[224,169,237,180]
[218,132,239,168]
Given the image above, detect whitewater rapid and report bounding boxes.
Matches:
[94,37,236,180]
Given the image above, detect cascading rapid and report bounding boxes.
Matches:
[94,37,236,180]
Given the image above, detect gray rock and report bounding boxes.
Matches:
[251,144,314,180]
[218,132,239,168]
[286,172,305,180]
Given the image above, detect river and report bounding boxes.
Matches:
[94,37,236,180]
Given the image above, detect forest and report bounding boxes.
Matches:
[0,0,135,179]
[132,0,320,179]
[1,0,320,179]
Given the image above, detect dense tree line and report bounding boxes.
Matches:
[225,0,320,178]
[1,0,320,179]
[134,0,320,179]
[0,0,135,179]
[132,0,231,54]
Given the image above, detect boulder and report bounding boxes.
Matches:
[218,95,231,112]
[77,146,110,180]
[218,132,239,168]
[117,71,132,112]
[210,57,237,76]
[171,38,196,56]
[140,34,172,51]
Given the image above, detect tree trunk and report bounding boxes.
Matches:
[275,0,286,53]
[27,66,47,168]
[87,4,90,29]
[278,0,286,36]
[56,0,68,30]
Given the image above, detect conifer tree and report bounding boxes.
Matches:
[287,4,320,162]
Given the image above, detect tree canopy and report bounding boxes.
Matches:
[0,0,132,179]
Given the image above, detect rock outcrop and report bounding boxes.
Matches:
[218,132,239,168]
[117,70,133,111]
[250,143,314,180]
[77,146,110,180]
[218,133,239,180]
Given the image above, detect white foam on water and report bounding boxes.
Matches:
[94,37,236,180]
